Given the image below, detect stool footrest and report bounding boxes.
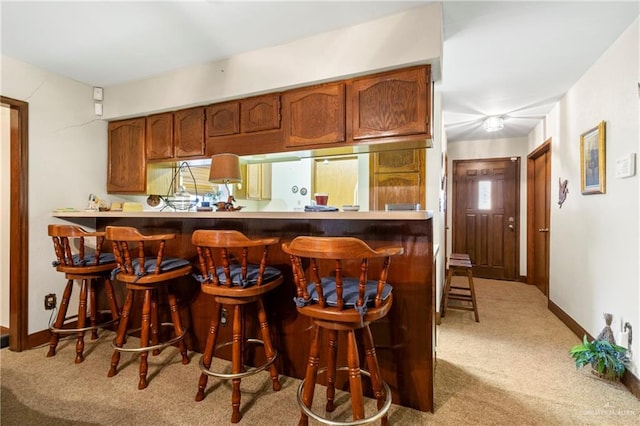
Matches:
[448,294,473,301]
[199,338,278,380]
[111,322,186,353]
[297,366,392,426]
[50,311,119,334]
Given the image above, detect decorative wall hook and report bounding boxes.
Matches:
[558,178,569,208]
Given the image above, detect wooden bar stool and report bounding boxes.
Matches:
[441,253,479,322]
[282,236,404,426]
[106,226,192,389]
[191,230,283,423]
[47,225,120,363]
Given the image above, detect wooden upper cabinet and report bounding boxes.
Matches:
[206,102,240,137]
[369,148,426,211]
[108,118,146,194]
[241,94,281,133]
[351,67,430,141]
[174,107,205,158]
[283,83,345,147]
[146,112,173,160]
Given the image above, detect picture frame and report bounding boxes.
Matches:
[580,121,606,194]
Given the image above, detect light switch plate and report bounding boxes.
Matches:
[93,86,103,101]
[94,103,103,116]
[615,153,636,178]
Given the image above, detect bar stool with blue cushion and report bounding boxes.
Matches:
[282,236,404,426]
[191,230,283,423]
[47,224,120,363]
[105,225,192,390]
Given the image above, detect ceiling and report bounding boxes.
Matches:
[2,1,638,143]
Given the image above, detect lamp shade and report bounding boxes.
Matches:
[209,153,241,183]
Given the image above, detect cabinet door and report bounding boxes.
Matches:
[369,149,425,211]
[174,107,205,158]
[241,94,281,133]
[351,67,429,140]
[283,83,345,147]
[206,102,240,137]
[107,118,146,193]
[246,163,272,200]
[146,112,173,160]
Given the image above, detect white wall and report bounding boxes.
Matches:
[529,18,639,375]
[447,136,530,276]
[427,80,445,312]
[103,4,442,118]
[1,55,108,334]
[1,106,10,328]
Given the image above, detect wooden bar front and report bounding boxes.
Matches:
[53,211,435,412]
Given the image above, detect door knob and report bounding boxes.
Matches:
[538,228,549,232]
[508,224,514,230]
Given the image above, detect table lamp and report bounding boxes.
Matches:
[209,153,242,210]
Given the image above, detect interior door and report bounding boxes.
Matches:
[452,157,519,280]
[313,157,358,207]
[527,140,551,295]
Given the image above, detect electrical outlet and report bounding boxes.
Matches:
[44,293,56,310]
[221,308,228,326]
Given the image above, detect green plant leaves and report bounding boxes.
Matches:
[568,335,628,380]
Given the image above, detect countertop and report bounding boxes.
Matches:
[51,210,434,221]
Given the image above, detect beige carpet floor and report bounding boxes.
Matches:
[1,278,639,425]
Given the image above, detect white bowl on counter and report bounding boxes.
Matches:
[342,205,360,212]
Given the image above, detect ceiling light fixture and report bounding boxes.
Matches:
[483,116,504,132]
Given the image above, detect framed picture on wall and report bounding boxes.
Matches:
[580,121,606,194]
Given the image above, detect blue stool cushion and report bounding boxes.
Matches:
[52,253,115,267]
[111,257,191,281]
[193,264,282,288]
[295,277,393,316]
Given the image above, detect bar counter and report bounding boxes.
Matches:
[52,210,435,412]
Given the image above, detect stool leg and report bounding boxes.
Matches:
[195,303,222,402]
[138,289,152,390]
[442,268,454,318]
[88,278,99,340]
[346,329,365,421]
[362,325,389,426]
[167,287,189,365]
[467,269,479,322]
[256,298,281,392]
[150,290,160,356]
[47,279,73,357]
[325,329,338,412]
[299,325,322,426]
[109,290,133,378]
[74,278,89,364]
[104,277,120,323]
[231,304,243,423]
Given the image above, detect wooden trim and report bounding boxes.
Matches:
[548,299,594,341]
[548,299,640,399]
[518,275,527,283]
[622,369,640,401]
[1,96,29,351]
[27,329,50,349]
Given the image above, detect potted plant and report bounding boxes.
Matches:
[569,335,629,381]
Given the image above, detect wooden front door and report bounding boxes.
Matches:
[452,157,519,280]
[527,140,551,295]
[369,148,425,211]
